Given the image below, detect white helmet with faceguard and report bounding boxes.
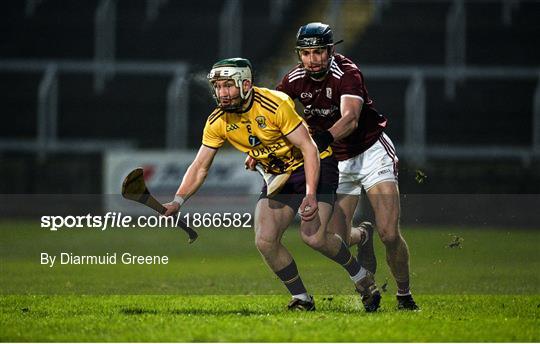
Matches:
[207,57,253,111]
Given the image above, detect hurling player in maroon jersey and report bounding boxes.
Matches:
[166,57,384,312]
[276,22,418,310]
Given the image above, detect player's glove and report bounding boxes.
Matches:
[312,130,334,152]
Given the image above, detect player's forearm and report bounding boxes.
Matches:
[326,96,363,142]
[328,111,359,141]
[300,143,320,195]
[176,163,209,201]
[174,145,216,203]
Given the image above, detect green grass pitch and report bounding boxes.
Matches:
[1,220,539,341]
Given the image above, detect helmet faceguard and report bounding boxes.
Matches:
[295,22,336,79]
[207,58,253,111]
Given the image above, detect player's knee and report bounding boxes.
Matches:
[255,235,279,254]
[379,229,400,247]
[301,233,326,251]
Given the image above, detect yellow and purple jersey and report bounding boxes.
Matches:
[202,86,331,174]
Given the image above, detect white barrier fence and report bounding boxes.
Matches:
[103,150,263,215]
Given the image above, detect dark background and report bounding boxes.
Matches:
[1,0,539,197]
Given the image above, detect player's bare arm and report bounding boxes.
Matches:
[312,96,363,152]
[328,96,363,141]
[244,97,360,170]
[163,145,217,215]
[285,123,320,222]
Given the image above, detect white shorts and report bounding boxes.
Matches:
[336,133,398,195]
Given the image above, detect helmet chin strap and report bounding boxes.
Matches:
[306,55,334,80]
[219,95,242,111]
[239,84,253,102]
[219,89,252,112]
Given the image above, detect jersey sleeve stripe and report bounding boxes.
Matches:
[282,120,303,136]
[208,108,222,119]
[330,61,344,75]
[254,97,278,112]
[341,94,364,102]
[208,109,224,121]
[254,94,277,108]
[255,94,278,111]
[289,74,305,82]
[255,100,277,114]
[288,69,305,78]
[288,67,303,77]
[254,92,279,108]
[330,66,344,76]
[209,111,225,124]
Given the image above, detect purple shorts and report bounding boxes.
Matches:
[259,156,339,211]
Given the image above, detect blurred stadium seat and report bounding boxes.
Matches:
[0,0,539,202]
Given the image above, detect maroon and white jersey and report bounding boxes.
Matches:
[277,53,387,161]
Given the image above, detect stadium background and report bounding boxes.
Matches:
[1,0,540,226]
[0,1,539,341]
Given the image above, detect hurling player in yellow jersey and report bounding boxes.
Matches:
[163,58,378,311]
